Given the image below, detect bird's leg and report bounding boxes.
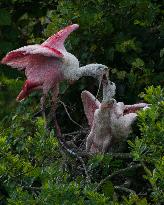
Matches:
[47,83,59,129]
[40,94,47,129]
[40,83,59,131]
[51,83,59,112]
[86,132,94,153]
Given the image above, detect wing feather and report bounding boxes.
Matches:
[1,45,63,70]
[81,91,100,128]
[2,48,63,96]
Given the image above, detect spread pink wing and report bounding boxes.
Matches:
[81,91,100,128]
[1,24,79,101]
[1,24,79,69]
[1,45,63,70]
[42,24,79,51]
[19,55,63,101]
[1,47,63,101]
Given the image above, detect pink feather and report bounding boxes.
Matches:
[42,24,79,51]
[1,24,79,101]
[81,91,100,128]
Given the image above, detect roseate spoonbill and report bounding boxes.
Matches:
[1,24,107,107]
[81,81,148,154]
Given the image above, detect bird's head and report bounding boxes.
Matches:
[101,98,116,109]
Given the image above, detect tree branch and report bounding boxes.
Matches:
[94,164,142,191]
[59,100,84,129]
[114,185,136,194]
[53,113,91,183]
[78,151,132,159]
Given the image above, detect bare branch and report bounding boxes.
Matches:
[59,100,84,129]
[53,113,91,183]
[114,186,136,194]
[63,129,88,136]
[78,151,132,159]
[22,186,41,191]
[94,164,142,191]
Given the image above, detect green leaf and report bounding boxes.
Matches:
[131,58,145,69]
[0,9,11,26]
[160,48,164,58]
[102,181,114,198]
[136,197,148,205]
[59,81,69,94]
[0,41,13,54]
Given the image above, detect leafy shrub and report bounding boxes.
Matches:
[0,86,163,204]
[128,86,164,204]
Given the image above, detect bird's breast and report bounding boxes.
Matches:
[62,52,79,69]
[62,52,79,79]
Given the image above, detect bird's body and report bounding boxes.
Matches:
[81,81,149,154]
[87,103,113,153]
[110,102,137,142]
[61,52,79,81]
[1,24,107,103]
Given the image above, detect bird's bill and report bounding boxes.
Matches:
[124,103,149,114]
[100,102,114,109]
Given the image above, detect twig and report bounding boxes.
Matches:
[63,129,88,145]
[5,166,37,182]
[141,161,152,177]
[59,100,84,129]
[106,153,132,159]
[94,164,142,191]
[78,151,132,159]
[22,186,41,191]
[63,129,88,137]
[138,192,147,196]
[114,186,136,194]
[53,113,91,183]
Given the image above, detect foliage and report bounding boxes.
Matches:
[0,86,163,204]
[128,86,164,204]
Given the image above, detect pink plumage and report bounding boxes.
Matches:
[42,24,79,51]
[81,91,100,128]
[1,24,79,101]
[81,86,149,154]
